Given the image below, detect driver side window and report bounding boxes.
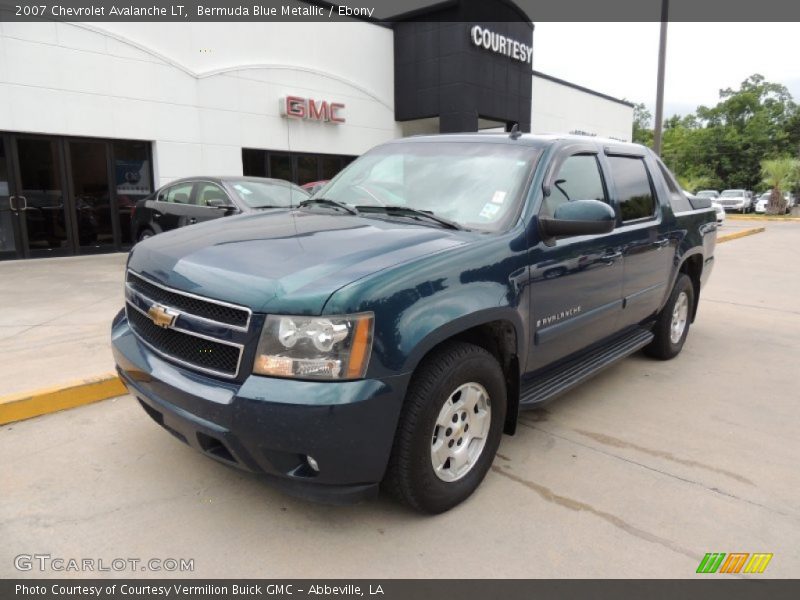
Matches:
[541,154,606,218]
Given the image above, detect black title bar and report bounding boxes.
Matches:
[2,0,800,22]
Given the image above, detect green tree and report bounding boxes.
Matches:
[636,74,798,192]
[692,74,796,189]
[632,103,653,147]
[760,157,799,215]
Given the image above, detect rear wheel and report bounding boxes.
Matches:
[644,274,695,360]
[383,342,506,514]
[137,228,155,242]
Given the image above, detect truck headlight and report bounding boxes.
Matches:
[253,313,374,380]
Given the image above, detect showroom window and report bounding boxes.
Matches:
[242,149,356,186]
[0,132,152,259]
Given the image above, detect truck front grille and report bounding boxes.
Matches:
[125,270,250,379]
[127,271,250,329]
[127,306,242,377]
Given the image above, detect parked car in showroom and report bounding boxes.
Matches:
[113,132,718,513]
[131,177,310,242]
[718,189,753,213]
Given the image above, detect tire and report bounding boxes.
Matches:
[137,228,155,242]
[383,341,507,514]
[644,273,695,360]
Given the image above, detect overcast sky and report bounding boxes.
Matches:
[533,22,800,121]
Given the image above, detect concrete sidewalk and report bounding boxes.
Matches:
[0,253,127,396]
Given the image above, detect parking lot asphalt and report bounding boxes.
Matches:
[2,222,799,578]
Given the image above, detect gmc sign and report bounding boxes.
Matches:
[280,96,345,123]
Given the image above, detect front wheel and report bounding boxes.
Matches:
[383,342,507,513]
[644,273,695,360]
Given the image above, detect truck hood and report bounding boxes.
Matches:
[127,209,471,314]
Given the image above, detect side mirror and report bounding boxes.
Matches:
[539,199,616,239]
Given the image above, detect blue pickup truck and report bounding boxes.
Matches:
[112,133,717,513]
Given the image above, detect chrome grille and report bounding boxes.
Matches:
[127,271,250,329]
[125,270,250,379]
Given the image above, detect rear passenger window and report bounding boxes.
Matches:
[159,183,193,205]
[607,156,657,222]
[541,154,607,218]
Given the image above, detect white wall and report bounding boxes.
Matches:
[532,75,633,142]
[0,17,400,186]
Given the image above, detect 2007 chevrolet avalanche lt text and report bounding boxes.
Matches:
[112,133,717,513]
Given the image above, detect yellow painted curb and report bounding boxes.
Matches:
[717,227,766,244]
[0,374,126,425]
[727,215,800,222]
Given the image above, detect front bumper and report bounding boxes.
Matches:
[112,310,410,504]
[720,201,746,211]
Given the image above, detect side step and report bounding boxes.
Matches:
[520,328,654,406]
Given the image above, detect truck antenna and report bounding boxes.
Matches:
[509,123,522,140]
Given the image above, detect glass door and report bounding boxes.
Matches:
[14,136,73,257]
[0,136,23,259]
[67,139,115,252]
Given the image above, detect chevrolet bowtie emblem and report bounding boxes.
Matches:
[147,304,178,328]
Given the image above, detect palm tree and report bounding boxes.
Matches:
[760,157,799,215]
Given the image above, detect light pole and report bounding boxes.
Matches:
[653,0,669,155]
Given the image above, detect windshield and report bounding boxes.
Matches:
[229,180,309,208]
[314,141,541,231]
[721,190,745,197]
[759,193,771,200]
[696,191,717,198]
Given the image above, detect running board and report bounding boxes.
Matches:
[520,328,654,406]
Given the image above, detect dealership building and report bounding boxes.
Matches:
[0,1,633,260]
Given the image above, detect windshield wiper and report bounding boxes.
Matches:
[354,205,464,230]
[298,198,359,215]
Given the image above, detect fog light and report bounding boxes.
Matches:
[306,455,319,472]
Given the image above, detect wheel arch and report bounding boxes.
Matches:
[677,252,703,321]
[402,310,523,436]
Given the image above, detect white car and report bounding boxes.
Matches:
[711,201,726,224]
[755,192,770,214]
[684,189,725,225]
[756,191,795,214]
[718,189,753,213]
[696,190,720,201]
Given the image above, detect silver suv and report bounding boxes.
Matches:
[718,189,753,213]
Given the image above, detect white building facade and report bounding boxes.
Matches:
[0,14,633,260]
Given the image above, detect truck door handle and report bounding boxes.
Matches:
[602,251,622,263]
[652,239,670,248]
